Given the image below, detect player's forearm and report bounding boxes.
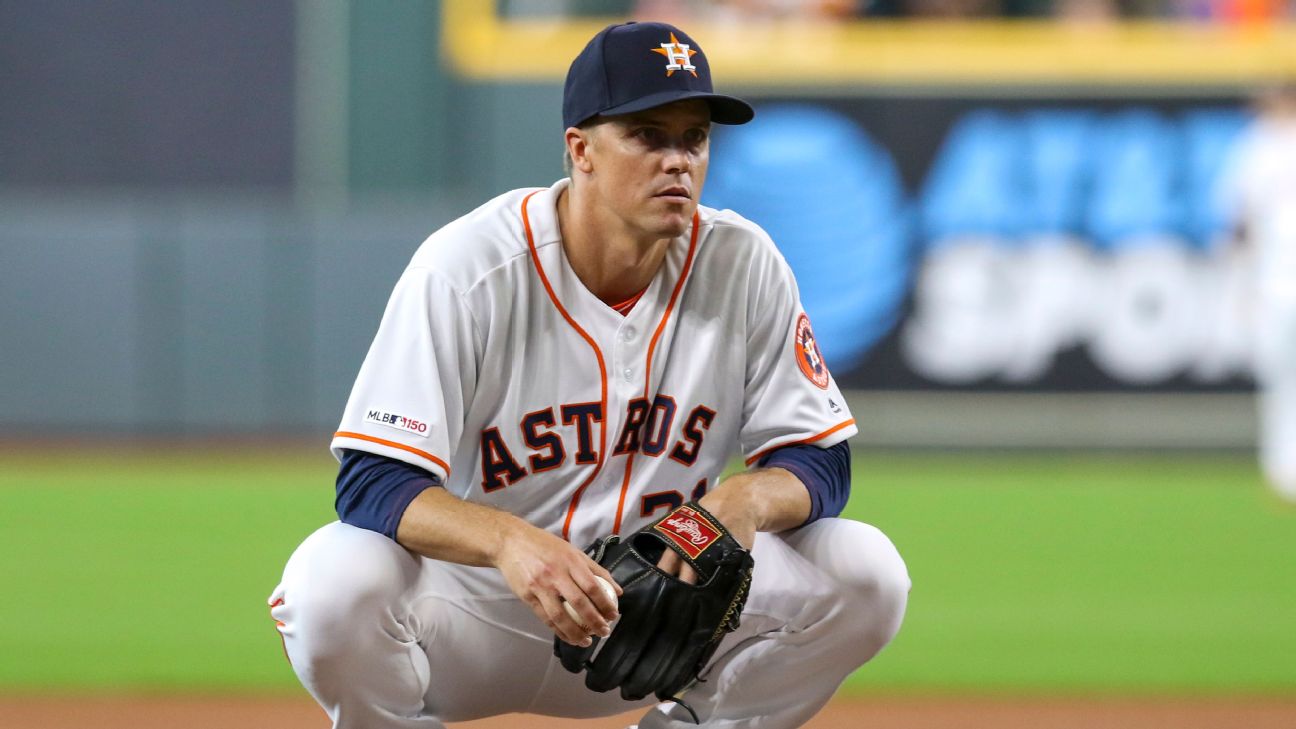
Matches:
[389,471,622,647]
[394,486,531,567]
[699,467,811,546]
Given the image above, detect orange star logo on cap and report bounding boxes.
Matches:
[651,32,698,77]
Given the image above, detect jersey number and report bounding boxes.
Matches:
[640,479,709,518]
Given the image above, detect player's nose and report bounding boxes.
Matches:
[661,145,691,175]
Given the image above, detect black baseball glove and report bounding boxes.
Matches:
[554,501,755,722]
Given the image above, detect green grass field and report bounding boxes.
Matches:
[1,448,1293,696]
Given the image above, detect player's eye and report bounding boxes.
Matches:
[634,127,666,146]
[684,128,708,148]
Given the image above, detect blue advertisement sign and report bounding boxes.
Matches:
[704,97,1258,392]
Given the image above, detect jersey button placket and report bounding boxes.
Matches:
[614,325,639,389]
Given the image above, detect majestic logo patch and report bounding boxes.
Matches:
[365,409,430,438]
[794,313,830,389]
[654,505,721,559]
[651,32,698,77]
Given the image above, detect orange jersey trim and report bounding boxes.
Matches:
[521,190,610,542]
[612,212,701,535]
[334,431,452,477]
[610,288,648,316]
[744,419,857,467]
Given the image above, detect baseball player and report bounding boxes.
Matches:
[1220,82,1296,503]
[270,21,909,728]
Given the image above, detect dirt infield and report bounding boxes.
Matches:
[4,696,1296,728]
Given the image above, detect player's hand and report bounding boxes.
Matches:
[494,523,622,647]
[656,489,757,584]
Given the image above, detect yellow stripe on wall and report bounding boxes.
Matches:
[441,0,1296,86]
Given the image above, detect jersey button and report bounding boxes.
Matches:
[621,326,637,342]
[622,367,634,382]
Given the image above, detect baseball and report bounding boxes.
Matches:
[563,576,618,629]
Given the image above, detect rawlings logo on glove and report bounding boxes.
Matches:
[655,505,722,557]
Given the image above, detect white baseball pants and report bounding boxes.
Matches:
[1256,293,1296,501]
[269,518,909,728]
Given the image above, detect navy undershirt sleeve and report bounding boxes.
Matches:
[756,439,851,525]
[335,449,442,539]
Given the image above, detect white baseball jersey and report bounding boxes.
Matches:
[1220,116,1296,301]
[1219,115,1296,500]
[331,178,855,548]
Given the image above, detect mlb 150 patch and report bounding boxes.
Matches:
[364,409,430,438]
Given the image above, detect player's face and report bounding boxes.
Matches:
[586,100,711,241]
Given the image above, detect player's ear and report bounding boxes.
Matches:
[565,126,596,174]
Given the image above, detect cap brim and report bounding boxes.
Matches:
[597,89,755,125]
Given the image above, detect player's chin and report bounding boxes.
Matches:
[648,217,691,239]
[647,204,696,237]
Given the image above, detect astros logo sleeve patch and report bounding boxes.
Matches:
[794,313,830,389]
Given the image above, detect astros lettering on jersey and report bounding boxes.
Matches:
[332,179,856,549]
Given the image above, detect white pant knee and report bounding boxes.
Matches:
[786,518,911,660]
[273,522,424,676]
[281,522,417,620]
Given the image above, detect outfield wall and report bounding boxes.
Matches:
[0,187,1262,448]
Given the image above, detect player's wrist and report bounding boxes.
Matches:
[696,484,760,548]
[483,511,535,567]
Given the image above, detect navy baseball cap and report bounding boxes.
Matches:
[563,21,755,129]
